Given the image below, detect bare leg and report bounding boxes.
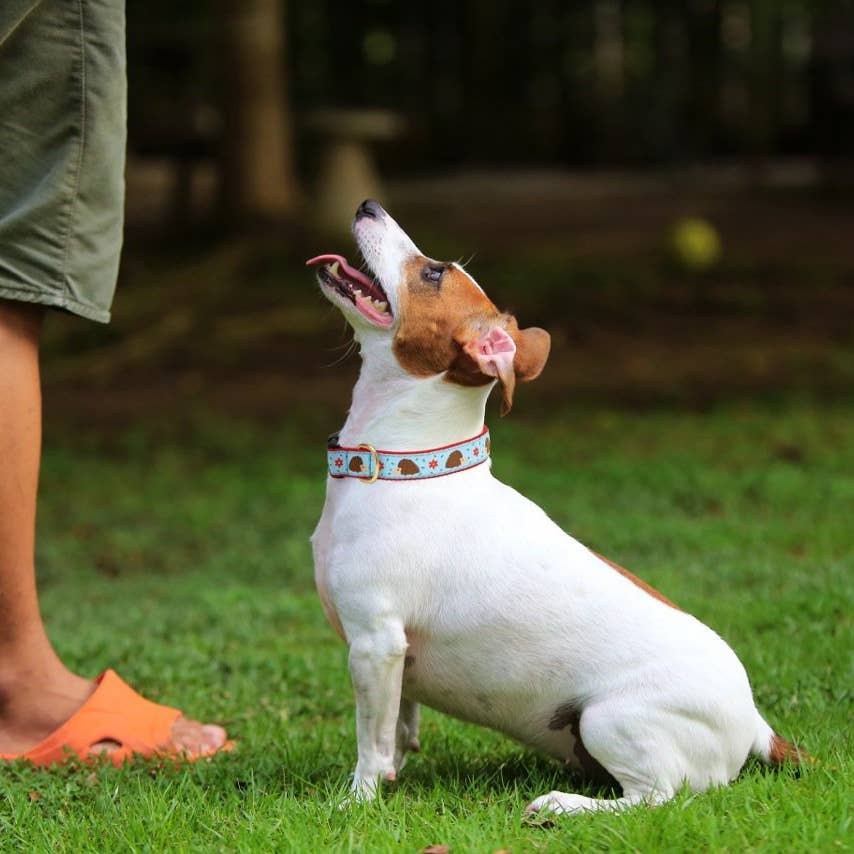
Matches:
[0,300,226,757]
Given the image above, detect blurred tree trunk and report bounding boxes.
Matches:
[594,0,625,160]
[466,0,506,161]
[811,2,854,189]
[746,0,780,182]
[218,0,300,224]
[687,0,723,159]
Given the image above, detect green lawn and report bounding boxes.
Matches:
[2,402,852,852]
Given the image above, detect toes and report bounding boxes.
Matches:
[170,716,228,757]
[525,794,549,815]
[526,791,578,816]
[200,723,227,751]
[343,779,379,807]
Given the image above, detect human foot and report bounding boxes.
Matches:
[0,667,228,764]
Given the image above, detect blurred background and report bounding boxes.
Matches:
[42,0,854,427]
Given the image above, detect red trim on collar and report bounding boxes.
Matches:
[327,424,489,453]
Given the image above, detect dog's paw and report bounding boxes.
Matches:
[339,791,374,810]
[340,767,397,809]
[338,793,364,811]
[525,791,592,817]
[339,781,378,810]
[394,724,421,772]
[394,738,420,772]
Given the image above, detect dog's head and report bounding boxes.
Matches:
[307,200,550,414]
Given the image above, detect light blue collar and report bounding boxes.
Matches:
[327,426,490,482]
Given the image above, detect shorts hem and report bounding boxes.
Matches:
[0,283,111,324]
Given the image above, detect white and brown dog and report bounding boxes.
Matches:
[307,200,802,815]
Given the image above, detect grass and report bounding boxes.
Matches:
[1,401,852,852]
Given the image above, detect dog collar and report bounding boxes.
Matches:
[327,426,490,482]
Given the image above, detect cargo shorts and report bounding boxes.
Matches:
[0,0,126,323]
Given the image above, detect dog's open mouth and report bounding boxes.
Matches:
[306,253,393,328]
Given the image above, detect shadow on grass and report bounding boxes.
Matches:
[400,749,620,799]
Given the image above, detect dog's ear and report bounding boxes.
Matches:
[455,318,551,415]
[501,322,551,414]
[512,324,551,384]
[461,325,517,414]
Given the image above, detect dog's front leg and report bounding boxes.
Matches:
[394,697,420,772]
[346,622,408,802]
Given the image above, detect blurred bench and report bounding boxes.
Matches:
[306,108,404,233]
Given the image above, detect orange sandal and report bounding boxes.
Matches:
[0,670,231,767]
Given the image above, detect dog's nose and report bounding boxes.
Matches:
[355,199,383,221]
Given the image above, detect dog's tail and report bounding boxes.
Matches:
[750,711,809,765]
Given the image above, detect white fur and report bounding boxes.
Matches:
[311,206,777,814]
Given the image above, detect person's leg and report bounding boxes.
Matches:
[0,300,226,757]
[0,2,230,762]
[0,301,94,753]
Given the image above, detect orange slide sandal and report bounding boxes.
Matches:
[0,670,231,767]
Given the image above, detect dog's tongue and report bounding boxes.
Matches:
[306,254,375,290]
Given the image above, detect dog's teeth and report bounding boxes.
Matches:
[329,261,340,276]
[375,301,388,312]
[354,288,363,297]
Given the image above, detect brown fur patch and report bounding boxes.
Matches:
[392,258,550,412]
[445,450,464,468]
[768,733,807,764]
[548,702,617,785]
[548,702,580,732]
[393,259,495,380]
[591,550,681,611]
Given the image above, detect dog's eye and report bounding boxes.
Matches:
[422,263,445,286]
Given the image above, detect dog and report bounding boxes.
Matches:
[307,200,803,815]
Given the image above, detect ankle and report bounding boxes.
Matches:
[0,664,94,755]
[0,655,94,742]
[0,640,84,715]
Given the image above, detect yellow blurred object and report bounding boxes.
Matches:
[670,217,722,271]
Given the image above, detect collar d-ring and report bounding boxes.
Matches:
[357,443,380,483]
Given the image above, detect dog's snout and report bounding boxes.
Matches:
[355,199,384,222]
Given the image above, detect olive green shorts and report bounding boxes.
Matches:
[0,0,126,323]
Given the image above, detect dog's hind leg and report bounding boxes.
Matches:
[526,789,671,816]
[526,702,684,817]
